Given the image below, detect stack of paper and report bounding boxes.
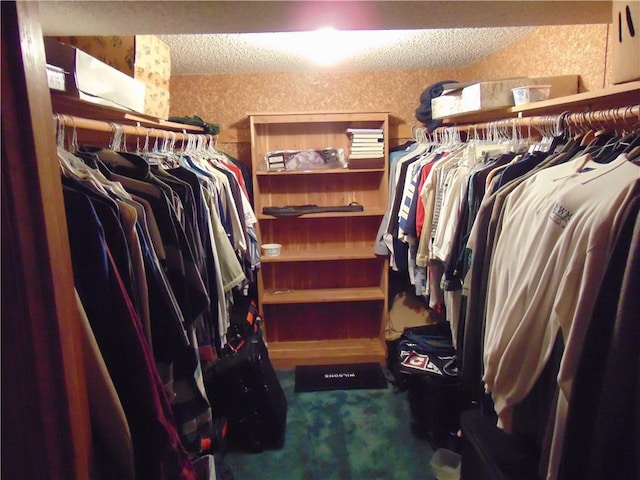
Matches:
[346,128,385,160]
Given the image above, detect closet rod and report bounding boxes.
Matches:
[54,113,211,142]
[438,105,639,134]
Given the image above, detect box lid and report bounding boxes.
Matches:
[44,38,146,113]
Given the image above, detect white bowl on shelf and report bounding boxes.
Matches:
[261,243,282,257]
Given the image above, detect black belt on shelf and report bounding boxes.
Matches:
[262,202,363,217]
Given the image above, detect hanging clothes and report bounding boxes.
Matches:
[55,119,260,479]
[380,111,639,480]
[558,192,640,480]
[456,115,640,480]
[62,184,196,480]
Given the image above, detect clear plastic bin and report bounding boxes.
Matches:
[512,85,552,106]
[430,448,461,480]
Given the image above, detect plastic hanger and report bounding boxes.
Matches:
[56,116,115,197]
[627,145,640,163]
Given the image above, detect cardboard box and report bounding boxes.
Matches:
[431,78,528,118]
[44,38,146,114]
[527,75,580,99]
[48,35,172,118]
[612,2,640,84]
[50,35,171,82]
[135,36,171,118]
[52,36,135,76]
[134,65,171,90]
[134,35,171,82]
[143,84,171,120]
[460,77,532,113]
[431,92,462,119]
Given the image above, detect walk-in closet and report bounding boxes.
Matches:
[3,1,638,479]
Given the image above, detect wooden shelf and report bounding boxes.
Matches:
[257,208,386,220]
[511,81,640,115]
[268,338,387,369]
[262,287,385,305]
[438,81,640,125]
[255,167,385,176]
[260,247,380,262]
[248,111,390,124]
[51,92,205,132]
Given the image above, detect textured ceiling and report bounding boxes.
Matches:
[157,28,534,74]
[39,1,611,75]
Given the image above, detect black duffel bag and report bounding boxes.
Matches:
[394,322,462,449]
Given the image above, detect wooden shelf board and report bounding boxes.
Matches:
[258,208,386,220]
[249,111,390,124]
[51,92,204,132]
[256,167,385,176]
[268,338,387,369]
[438,82,640,124]
[261,287,385,304]
[260,247,380,262]
[511,81,640,115]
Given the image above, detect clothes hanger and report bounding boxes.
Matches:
[544,111,571,154]
[56,115,116,197]
[576,112,596,147]
[61,118,132,199]
[55,114,87,178]
[627,145,640,163]
[582,111,618,151]
[160,131,182,169]
[616,108,640,155]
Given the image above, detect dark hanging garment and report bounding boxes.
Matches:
[63,186,196,480]
[559,189,640,480]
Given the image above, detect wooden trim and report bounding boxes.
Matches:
[51,93,204,132]
[219,124,415,146]
[261,287,386,305]
[269,338,387,369]
[1,2,90,479]
[247,110,391,116]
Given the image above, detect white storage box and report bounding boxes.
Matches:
[431,91,462,119]
[612,2,640,84]
[460,77,531,113]
[44,38,146,114]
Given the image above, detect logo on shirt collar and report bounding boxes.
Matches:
[549,202,574,229]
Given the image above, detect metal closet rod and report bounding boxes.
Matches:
[440,105,640,134]
[53,113,213,142]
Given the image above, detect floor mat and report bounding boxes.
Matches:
[294,362,388,393]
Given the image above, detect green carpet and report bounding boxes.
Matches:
[224,368,437,480]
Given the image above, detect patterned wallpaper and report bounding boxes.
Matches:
[460,24,610,92]
[169,24,611,165]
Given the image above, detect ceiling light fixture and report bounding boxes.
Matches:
[245,28,422,67]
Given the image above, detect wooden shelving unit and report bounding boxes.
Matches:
[249,111,390,369]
